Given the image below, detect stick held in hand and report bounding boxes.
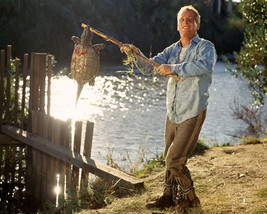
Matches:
[81,23,180,82]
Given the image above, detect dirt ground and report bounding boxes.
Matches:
[186,143,267,213]
[80,143,267,214]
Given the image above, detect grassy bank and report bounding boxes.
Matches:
[51,137,267,214]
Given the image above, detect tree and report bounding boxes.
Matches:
[225,0,266,107]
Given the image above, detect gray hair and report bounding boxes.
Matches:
[177,5,201,24]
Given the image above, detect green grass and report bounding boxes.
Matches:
[242,136,265,145]
[257,187,267,198]
[193,138,209,155]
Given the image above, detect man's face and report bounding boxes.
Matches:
[177,10,200,39]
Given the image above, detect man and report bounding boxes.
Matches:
[121,5,217,212]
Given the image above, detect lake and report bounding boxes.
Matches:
[49,61,256,165]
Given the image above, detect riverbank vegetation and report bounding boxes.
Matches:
[224,0,266,108]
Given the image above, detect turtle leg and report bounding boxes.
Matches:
[93,43,106,53]
[71,36,81,46]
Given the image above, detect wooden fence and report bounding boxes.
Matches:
[0,45,143,210]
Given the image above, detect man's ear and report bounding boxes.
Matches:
[197,23,200,31]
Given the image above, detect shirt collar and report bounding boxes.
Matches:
[178,34,200,47]
[192,34,200,44]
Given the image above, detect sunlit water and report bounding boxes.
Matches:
[49,61,259,164]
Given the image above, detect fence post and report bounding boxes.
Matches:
[28,53,47,132]
[21,53,28,130]
[81,121,94,187]
[47,55,52,116]
[0,50,5,131]
[26,52,47,203]
[5,45,11,124]
[14,59,20,126]
[72,121,82,194]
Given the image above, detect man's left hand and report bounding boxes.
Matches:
[158,64,173,77]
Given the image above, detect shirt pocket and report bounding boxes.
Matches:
[167,52,178,64]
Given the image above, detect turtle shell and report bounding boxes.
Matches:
[71,44,100,85]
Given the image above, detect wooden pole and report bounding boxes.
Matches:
[31,110,39,201]
[27,53,46,202]
[39,54,46,113]
[6,45,12,124]
[28,53,47,131]
[58,119,67,204]
[49,117,58,203]
[21,54,28,130]
[44,114,53,202]
[18,145,24,194]
[41,113,49,201]
[81,121,94,187]
[72,121,82,192]
[14,58,20,127]
[81,23,180,82]
[47,55,52,116]
[0,50,5,131]
[65,119,72,200]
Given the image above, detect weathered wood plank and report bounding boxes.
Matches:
[2,125,144,189]
[41,113,49,201]
[30,53,40,111]
[81,121,94,187]
[0,134,24,145]
[49,116,57,203]
[36,111,44,202]
[31,110,39,200]
[84,121,93,158]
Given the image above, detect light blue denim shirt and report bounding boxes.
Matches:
[134,35,217,124]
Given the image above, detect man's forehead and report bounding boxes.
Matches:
[178,10,195,19]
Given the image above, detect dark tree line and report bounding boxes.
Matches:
[0,0,245,66]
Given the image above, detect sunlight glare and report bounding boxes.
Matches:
[55,174,60,207]
[49,75,130,122]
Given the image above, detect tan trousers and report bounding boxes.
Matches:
[163,109,207,201]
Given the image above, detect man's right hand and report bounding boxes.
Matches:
[158,64,173,77]
[120,44,140,55]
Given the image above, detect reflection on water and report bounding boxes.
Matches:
[50,62,255,163]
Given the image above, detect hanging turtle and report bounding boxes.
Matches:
[70,25,105,105]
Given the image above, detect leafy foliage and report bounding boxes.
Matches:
[224,0,267,107]
[240,0,267,26]
[1,58,28,126]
